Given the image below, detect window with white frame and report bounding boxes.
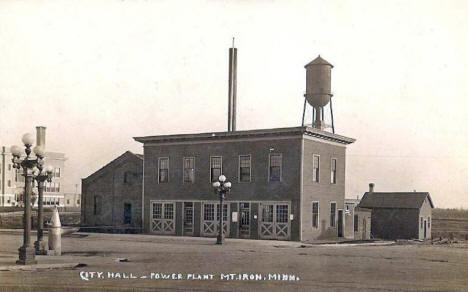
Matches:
[330,158,337,184]
[158,157,169,183]
[269,153,282,182]
[312,202,319,228]
[239,155,251,182]
[54,168,61,178]
[204,203,215,221]
[330,202,336,227]
[313,155,320,182]
[210,156,222,182]
[420,217,423,229]
[183,157,195,183]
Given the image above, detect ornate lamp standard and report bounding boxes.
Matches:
[33,164,54,255]
[10,133,45,264]
[212,175,231,245]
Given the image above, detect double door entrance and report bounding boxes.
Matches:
[151,202,176,235]
[201,202,230,237]
[259,202,290,240]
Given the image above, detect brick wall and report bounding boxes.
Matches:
[301,137,347,240]
[82,153,142,228]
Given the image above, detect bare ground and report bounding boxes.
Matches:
[0,232,467,292]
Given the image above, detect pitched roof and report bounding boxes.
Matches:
[304,55,334,68]
[358,192,434,209]
[82,151,143,183]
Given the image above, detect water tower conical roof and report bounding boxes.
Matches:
[304,55,333,68]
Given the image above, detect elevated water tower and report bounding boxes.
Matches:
[301,55,335,133]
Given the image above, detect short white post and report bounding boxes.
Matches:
[47,206,62,256]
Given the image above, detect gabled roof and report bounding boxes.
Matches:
[83,151,143,183]
[358,192,434,209]
[304,55,334,68]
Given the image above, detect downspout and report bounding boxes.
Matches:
[112,171,115,225]
[1,147,6,206]
[141,150,145,233]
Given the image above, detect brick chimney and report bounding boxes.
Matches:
[369,183,375,193]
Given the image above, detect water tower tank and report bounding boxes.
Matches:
[304,55,333,108]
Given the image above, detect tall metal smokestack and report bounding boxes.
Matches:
[228,38,237,132]
[36,126,46,148]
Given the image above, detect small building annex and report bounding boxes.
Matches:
[81,151,143,231]
[358,184,434,240]
[344,198,371,240]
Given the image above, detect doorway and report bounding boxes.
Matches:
[239,202,250,238]
[337,210,343,237]
[424,220,427,239]
[183,202,194,236]
[124,203,132,224]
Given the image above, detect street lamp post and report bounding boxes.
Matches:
[34,164,54,255]
[10,133,46,265]
[212,175,231,245]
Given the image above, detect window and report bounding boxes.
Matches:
[55,168,61,178]
[331,158,337,184]
[276,205,289,223]
[210,156,222,182]
[216,204,228,221]
[8,164,11,171]
[77,199,80,205]
[67,199,70,205]
[204,203,215,221]
[354,214,358,232]
[158,157,169,183]
[420,217,423,229]
[312,202,319,228]
[153,203,162,219]
[7,180,11,187]
[239,155,251,182]
[93,196,102,215]
[269,153,282,182]
[313,155,320,182]
[56,182,60,193]
[164,203,174,219]
[428,217,431,228]
[262,205,274,222]
[183,157,195,183]
[330,202,336,227]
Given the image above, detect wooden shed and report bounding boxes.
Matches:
[358,184,434,240]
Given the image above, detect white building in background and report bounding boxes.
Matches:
[1,127,68,207]
[0,146,17,206]
[63,192,81,208]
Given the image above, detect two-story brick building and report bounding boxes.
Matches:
[134,126,354,241]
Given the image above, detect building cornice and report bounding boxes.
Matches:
[134,126,355,146]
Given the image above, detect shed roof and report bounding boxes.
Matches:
[358,192,434,209]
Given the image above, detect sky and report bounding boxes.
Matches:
[0,0,467,208]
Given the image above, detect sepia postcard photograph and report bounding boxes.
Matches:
[0,0,467,291]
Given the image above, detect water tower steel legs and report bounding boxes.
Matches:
[302,98,307,126]
[330,97,335,134]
